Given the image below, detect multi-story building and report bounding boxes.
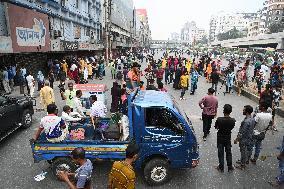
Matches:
[209,12,257,41]
[0,0,103,72]
[108,0,134,54]
[135,9,151,48]
[180,21,206,45]
[170,32,180,41]
[265,0,284,28]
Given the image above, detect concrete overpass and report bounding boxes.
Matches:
[150,40,190,48]
[210,31,284,49]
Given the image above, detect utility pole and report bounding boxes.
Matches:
[104,0,111,64]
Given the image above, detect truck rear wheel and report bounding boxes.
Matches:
[52,158,77,177]
[143,158,171,186]
[21,109,32,129]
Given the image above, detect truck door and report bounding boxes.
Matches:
[140,107,188,166]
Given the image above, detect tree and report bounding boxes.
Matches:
[196,36,208,45]
[217,27,245,41]
[268,22,284,33]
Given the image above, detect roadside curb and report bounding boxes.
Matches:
[220,78,284,118]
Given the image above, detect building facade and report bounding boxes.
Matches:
[135,9,151,48]
[265,0,284,28]
[180,21,206,45]
[209,12,257,42]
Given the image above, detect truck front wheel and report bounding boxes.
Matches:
[52,158,77,178]
[143,158,171,186]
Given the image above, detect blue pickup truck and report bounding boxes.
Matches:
[31,90,199,186]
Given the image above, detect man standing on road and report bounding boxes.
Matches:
[58,147,93,189]
[215,104,236,172]
[199,88,218,141]
[40,81,55,110]
[61,82,76,111]
[234,105,255,170]
[211,69,219,95]
[26,71,35,97]
[269,136,284,187]
[249,103,272,164]
[2,67,11,94]
[108,143,139,189]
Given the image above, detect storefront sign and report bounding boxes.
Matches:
[61,41,78,51]
[78,42,90,50]
[50,39,61,51]
[0,36,13,53]
[7,3,50,53]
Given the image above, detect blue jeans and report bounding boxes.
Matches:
[277,159,284,183]
[217,143,232,170]
[191,82,197,93]
[251,137,263,160]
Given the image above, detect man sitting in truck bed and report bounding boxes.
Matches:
[33,104,68,143]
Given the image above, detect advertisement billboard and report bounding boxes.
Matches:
[7,3,50,53]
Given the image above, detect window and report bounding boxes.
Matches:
[276,10,281,15]
[275,17,279,21]
[145,108,184,135]
[76,0,79,9]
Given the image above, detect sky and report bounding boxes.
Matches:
[133,0,264,40]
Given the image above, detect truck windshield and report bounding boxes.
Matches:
[173,99,195,132]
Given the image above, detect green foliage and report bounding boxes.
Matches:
[268,22,284,33]
[217,27,245,41]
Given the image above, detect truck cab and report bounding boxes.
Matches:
[31,90,199,186]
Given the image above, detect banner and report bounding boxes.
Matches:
[7,3,50,53]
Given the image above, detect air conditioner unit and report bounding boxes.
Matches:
[58,30,62,37]
[54,30,58,38]
[90,31,95,39]
[90,39,95,44]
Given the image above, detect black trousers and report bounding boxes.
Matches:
[217,143,232,170]
[202,114,215,136]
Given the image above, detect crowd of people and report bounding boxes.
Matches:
[2,47,284,188]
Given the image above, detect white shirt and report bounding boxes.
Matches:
[61,111,82,127]
[70,64,78,71]
[90,101,107,118]
[254,112,272,134]
[73,97,85,117]
[26,75,34,85]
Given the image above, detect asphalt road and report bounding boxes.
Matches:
[0,51,283,189]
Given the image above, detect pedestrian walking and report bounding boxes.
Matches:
[234,105,255,170]
[26,72,35,97]
[190,68,199,95]
[108,143,139,189]
[40,81,55,110]
[2,67,11,94]
[179,71,188,100]
[199,88,218,141]
[37,71,45,91]
[215,104,236,172]
[211,69,219,95]
[48,70,55,89]
[249,103,272,164]
[8,66,15,92]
